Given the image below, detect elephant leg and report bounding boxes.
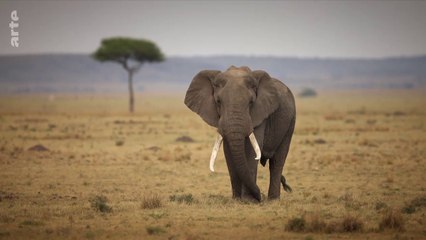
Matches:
[223,139,242,198]
[268,117,295,200]
[268,154,285,200]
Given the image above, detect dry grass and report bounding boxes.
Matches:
[141,193,163,209]
[0,90,425,239]
[285,214,364,233]
[169,193,196,205]
[341,215,364,232]
[379,209,405,232]
[146,226,166,235]
[285,216,306,232]
[306,214,327,232]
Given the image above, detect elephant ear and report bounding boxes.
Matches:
[250,70,279,127]
[184,70,221,127]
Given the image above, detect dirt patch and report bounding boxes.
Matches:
[146,146,162,152]
[28,144,49,152]
[313,138,327,144]
[175,136,194,143]
[0,191,19,201]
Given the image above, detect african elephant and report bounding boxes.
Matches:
[184,66,295,202]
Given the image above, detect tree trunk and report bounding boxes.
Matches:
[128,70,134,113]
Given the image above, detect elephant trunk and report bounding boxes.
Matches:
[225,131,261,202]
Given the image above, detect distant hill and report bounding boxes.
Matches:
[0,54,425,93]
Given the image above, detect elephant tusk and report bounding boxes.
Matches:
[209,134,223,172]
[249,133,261,160]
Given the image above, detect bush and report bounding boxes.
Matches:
[298,88,317,98]
[142,193,163,209]
[285,214,366,233]
[341,215,364,232]
[379,209,404,231]
[401,205,416,214]
[402,196,426,214]
[89,195,112,213]
[410,196,426,208]
[307,215,327,232]
[285,217,306,232]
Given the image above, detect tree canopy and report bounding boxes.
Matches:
[92,37,164,68]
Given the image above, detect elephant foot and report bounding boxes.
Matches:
[241,186,262,203]
[238,194,262,204]
[267,195,280,201]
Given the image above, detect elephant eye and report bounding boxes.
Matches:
[215,99,221,113]
[213,78,226,88]
[249,94,256,107]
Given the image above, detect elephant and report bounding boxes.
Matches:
[184,66,295,202]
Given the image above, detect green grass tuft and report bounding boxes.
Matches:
[169,193,195,205]
[89,195,112,213]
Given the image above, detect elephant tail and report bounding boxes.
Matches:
[281,175,292,193]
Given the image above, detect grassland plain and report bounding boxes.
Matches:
[0,90,425,240]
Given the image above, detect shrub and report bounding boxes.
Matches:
[341,215,364,232]
[307,215,327,232]
[402,196,426,214]
[379,209,404,231]
[286,214,365,233]
[298,88,317,98]
[410,196,426,208]
[89,195,112,213]
[142,193,163,209]
[285,216,306,232]
[401,205,416,214]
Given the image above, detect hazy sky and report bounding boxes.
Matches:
[1,1,425,58]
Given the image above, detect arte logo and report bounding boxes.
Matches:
[10,10,19,47]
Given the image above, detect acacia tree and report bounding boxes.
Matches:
[93,37,164,113]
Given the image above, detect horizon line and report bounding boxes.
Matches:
[1,52,425,60]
